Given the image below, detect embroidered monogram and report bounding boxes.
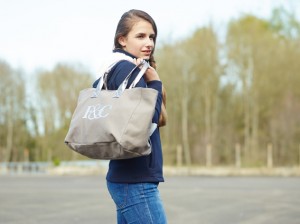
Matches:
[82,104,112,120]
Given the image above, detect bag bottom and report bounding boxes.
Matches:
[65,142,151,160]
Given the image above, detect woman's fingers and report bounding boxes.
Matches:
[133,58,144,65]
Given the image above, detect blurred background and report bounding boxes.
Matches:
[1,0,300,174]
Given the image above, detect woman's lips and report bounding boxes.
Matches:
[142,50,151,56]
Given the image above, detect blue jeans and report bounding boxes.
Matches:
[107,181,167,224]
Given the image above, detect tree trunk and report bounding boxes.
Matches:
[182,92,191,166]
[5,110,13,162]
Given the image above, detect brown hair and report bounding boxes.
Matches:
[114,9,157,68]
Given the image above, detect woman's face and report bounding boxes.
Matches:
[119,20,155,60]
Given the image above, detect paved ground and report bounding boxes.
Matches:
[0,175,300,224]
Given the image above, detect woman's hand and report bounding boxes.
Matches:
[133,58,160,82]
[144,65,160,82]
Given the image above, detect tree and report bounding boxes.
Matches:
[0,60,27,162]
[226,8,300,166]
[157,25,222,165]
[35,64,93,161]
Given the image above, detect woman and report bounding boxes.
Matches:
[93,9,167,224]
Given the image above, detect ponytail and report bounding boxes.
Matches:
[150,55,167,127]
[149,55,156,69]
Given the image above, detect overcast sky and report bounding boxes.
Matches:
[0,0,299,76]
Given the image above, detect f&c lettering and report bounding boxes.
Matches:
[82,104,112,120]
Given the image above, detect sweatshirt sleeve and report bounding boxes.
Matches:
[146,80,162,124]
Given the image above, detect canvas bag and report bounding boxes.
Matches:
[64,60,158,160]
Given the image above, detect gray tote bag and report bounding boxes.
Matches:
[64,61,158,160]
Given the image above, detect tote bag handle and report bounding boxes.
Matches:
[95,60,149,98]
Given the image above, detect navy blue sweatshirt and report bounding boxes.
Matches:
[93,49,164,183]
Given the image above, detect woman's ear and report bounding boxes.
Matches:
[118,36,126,48]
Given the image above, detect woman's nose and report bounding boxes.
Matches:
[146,38,154,47]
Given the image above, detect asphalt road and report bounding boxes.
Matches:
[0,175,299,224]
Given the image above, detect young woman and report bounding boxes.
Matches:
[93,9,167,224]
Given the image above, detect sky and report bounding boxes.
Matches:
[0,0,299,77]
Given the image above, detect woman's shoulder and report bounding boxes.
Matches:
[110,59,137,79]
[112,59,135,72]
[107,60,138,89]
